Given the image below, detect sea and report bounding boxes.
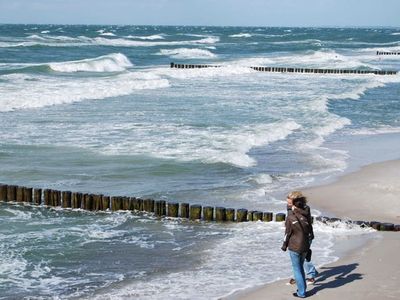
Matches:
[0,25,399,299]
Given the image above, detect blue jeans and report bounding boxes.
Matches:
[304,240,317,279]
[304,260,317,279]
[289,250,306,298]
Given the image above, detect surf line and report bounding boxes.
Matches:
[0,183,399,231]
[170,62,398,75]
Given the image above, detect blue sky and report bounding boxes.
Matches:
[0,0,399,27]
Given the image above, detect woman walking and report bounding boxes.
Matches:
[281,192,313,298]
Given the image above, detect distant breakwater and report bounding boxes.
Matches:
[0,183,399,232]
[376,51,400,56]
[170,62,398,75]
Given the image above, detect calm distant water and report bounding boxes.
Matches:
[0,25,398,299]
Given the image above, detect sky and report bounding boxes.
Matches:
[0,0,399,27]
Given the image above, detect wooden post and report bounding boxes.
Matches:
[263,212,273,222]
[203,206,214,221]
[82,194,94,210]
[275,213,286,222]
[16,186,25,202]
[190,205,202,220]
[122,197,130,210]
[133,198,143,211]
[72,192,82,209]
[236,209,248,222]
[102,195,110,210]
[226,208,235,222]
[62,191,72,208]
[370,221,381,230]
[248,210,254,221]
[167,202,179,218]
[253,211,263,221]
[52,190,61,207]
[93,194,103,211]
[379,223,394,231]
[394,225,400,232]
[111,196,120,211]
[180,203,190,218]
[143,199,155,212]
[24,187,33,203]
[0,184,7,201]
[170,62,175,68]
[215,207,226,222]
[155,200,163,216]
[43,189,51,206]
[34,188,42,205]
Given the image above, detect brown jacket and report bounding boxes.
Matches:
[282,209,312,254]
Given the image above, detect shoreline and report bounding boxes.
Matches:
[227,159,400,300]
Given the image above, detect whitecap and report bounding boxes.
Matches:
[158,48,216,59]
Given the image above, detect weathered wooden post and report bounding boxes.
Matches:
[93,194,103,211]
[370,221,381,230]
[236,209,248,222]
[43,189,51,206]
[133,198,143,211]
[226,208,235,222]
[16,186,25,202]
[215,207,226,222]
[24,187,33,203]
[167,202,179,218]
[263,212,273,222]
[111,196,121,211]
[394,225,400,232]
[253,211,263,221]
[275,213,286,222]
[72,192,82,209]
[0,184,7,201]
[102,195,110,210]
[170,62,175,68]
[203,206,214,221]
[34,188,42,205]
[122,197,130,210]
[379,223,394,231]
[143,199,155,212]
[248,210,254,221]
[51,190,61,207]
[62,191,72,208]
[83,194,94,210]
[190,205,202,220]
[180,203,190,218]
[155,200,163,216]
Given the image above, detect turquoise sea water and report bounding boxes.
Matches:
[0,25,399,299]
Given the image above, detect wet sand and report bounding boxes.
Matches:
[228,159,400,300]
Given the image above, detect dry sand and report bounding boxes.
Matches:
[228,159,400,300]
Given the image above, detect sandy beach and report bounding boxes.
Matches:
[229,159,400,300]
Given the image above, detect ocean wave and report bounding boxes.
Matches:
[157,48,216,59]
[0,35,220,48]
[101,121,301,168]
[99,32,116,37]
[229,33,252,38]
[126,34,165,40]
[347,126,400,136]
[49,53,133,73]
[0,71,169,112]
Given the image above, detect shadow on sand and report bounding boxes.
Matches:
[308,263,363,296]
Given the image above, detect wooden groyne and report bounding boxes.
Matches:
[170,62,398,75]
[1,183,399,231]
[376,51,400,56]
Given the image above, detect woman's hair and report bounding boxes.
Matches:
[287,190,308,207]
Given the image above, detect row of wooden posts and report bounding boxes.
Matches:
[0,183,399,231]
[376,51,400,56]
[170,62,398,75]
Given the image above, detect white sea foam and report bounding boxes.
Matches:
[391,32,400,36]
[101,121,301,168]
[100,32,116,37]
[93,221,372,300]
[158,48,216,59]
[347,126,400,136]
[0,71,169,111]
[0,35,220,48]
[126,34,165,40]
[49,53,133,73]
[229,33,252,38]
